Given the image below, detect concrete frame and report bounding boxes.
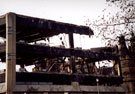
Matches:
[0,12,126,94]
[5,12,16,94]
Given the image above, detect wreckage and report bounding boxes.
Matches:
[0,13,126,94]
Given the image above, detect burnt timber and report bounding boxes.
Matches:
[0,43,119,65]
[0,72,122,86]
[0,13,93,42]
[0,13,125,94]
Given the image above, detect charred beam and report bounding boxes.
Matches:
[0,72,123,86]
[0,13,93,42]
[0,43,119,65]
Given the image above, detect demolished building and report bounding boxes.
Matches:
[0,13,128,94]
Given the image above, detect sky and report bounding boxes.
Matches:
[0,0,111,71]
[0,0,109,47]
[0,0,107,25]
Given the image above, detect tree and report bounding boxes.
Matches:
[87,0,135,46]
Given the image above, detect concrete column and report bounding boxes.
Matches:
[43,93,48,94]
[71,81,80,91]
[64,92,69,94]
[5,13,16,94]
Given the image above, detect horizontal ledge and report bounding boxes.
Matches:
[14,85,125,93]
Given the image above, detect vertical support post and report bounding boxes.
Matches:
[114,59,122,77]
[5,13,16,94]
[69,33,74,48]
[68,33,76,73]
[117,59,122,77]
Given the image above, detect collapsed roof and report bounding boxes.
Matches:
[0,13,94,42]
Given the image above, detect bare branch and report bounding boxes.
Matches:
[93,21,135,27]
